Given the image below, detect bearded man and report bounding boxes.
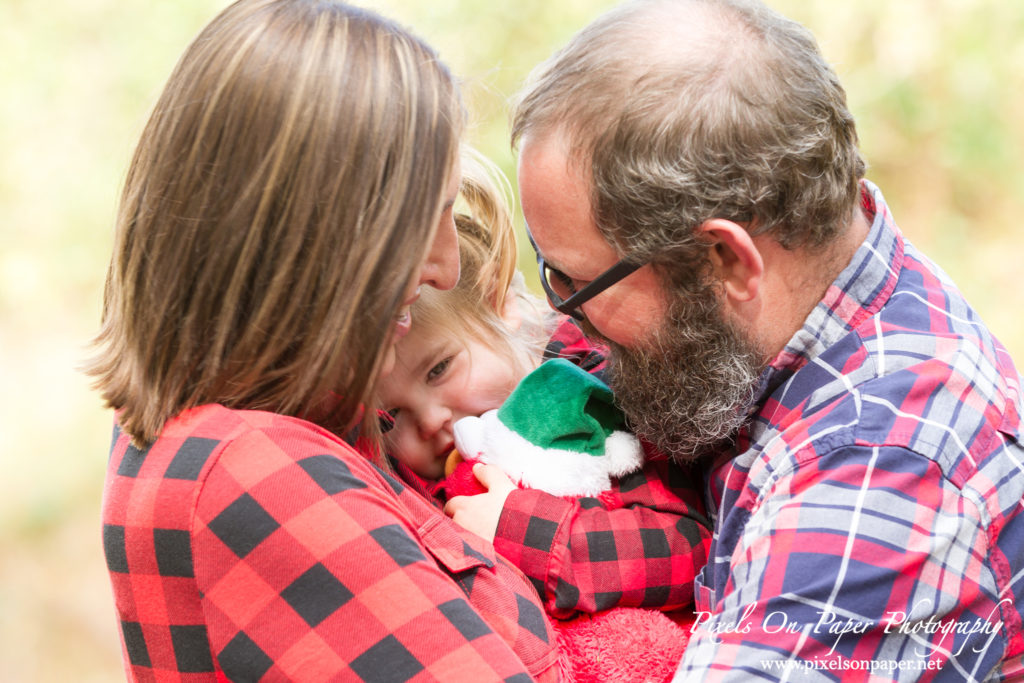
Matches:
[448,0,1024,678]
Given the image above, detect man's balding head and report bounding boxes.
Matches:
[513,0,866,274]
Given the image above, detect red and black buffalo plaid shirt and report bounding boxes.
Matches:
[102,404,558,681]
[398,317,713,620]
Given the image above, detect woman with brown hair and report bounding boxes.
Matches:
[88,1,558,680]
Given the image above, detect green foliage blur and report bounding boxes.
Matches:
[0,0,1020,679]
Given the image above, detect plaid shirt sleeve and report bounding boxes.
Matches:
[676,182,1024,680]
[678,443,1021,681]
[103,405,558,682]
[494,446,712,619]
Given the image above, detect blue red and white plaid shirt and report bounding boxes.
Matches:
[675,181,1024,681]
[102,405,558,681]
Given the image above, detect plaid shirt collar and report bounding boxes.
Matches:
[750,179,904,409]
[708,181,905,505]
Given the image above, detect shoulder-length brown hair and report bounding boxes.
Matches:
[87,0,463,446]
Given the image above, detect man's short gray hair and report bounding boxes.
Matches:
[512,0,867,287]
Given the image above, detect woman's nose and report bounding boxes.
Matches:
[419,214,460,291]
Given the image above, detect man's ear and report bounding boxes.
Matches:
[699,218,763,303]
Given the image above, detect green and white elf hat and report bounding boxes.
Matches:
[452,358,643,497]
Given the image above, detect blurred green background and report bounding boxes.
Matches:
[1,0,1021,679]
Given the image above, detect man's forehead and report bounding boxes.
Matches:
[520,149,620,273]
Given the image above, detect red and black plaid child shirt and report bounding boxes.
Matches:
[102,404,558,681]
[398,317,712,620]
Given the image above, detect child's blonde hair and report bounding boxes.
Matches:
[413,148,551,376]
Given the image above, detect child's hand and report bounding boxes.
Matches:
[443,463,515,542]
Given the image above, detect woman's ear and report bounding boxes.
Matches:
[699,218,763,303]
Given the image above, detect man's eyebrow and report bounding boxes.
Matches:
[538,244,581,280]
[526,221,570,274]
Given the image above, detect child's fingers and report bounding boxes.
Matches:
[443,466,516,543]
[471,463,514,491]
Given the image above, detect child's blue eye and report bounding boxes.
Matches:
[427,357,452,382]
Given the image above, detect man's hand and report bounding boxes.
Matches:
[443,463,516,542]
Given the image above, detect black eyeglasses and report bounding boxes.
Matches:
[526,226,644,321]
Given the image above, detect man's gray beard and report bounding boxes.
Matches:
[603,295,765,464]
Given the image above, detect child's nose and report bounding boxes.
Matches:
[417,404,452,440]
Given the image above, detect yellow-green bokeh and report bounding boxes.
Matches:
[1,1,1020,679]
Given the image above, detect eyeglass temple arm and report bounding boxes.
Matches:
[559,259,643,310]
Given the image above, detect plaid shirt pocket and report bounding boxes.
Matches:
[418,514,496,574]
